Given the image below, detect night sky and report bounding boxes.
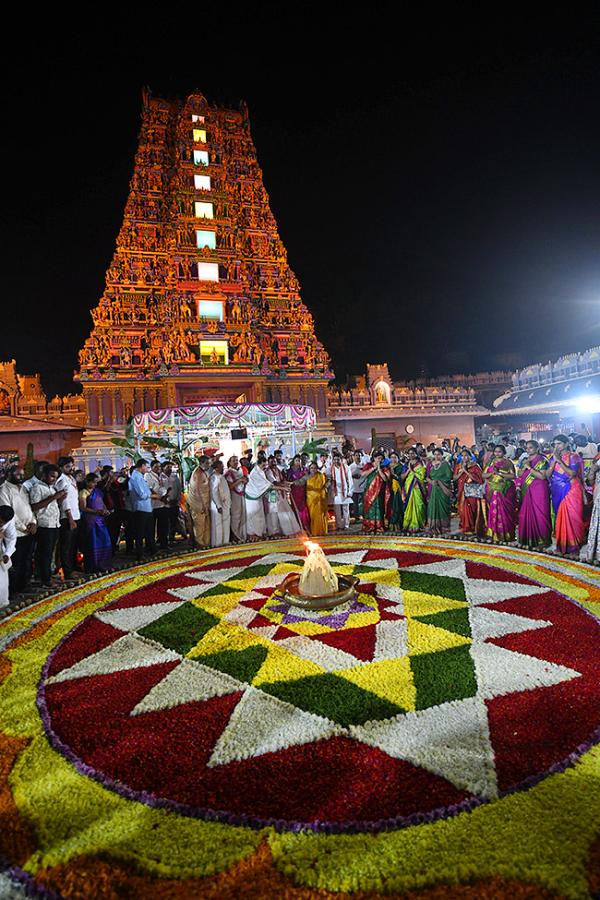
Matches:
[4,15,600,397]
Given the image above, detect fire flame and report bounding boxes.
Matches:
[303,540,320,554]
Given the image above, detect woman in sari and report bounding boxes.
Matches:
[306,462,329,536]
[402,449,427,532]
[79,474,113,573]
[362,452,391,534]
[286,455,311,531]
[427,448,453,534]
[516,440,552,548]
[266,457,300,536]
[585,456,600,561]
[547,435,585,556]
[455,451,486,537]
[388,452,405,532]
[484,444,516,542]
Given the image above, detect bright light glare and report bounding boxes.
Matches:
[576,395,600,414]
[304,540,320,553]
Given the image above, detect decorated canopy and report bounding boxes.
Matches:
[134,402,316,458]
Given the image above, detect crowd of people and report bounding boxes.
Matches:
[349,432,600,561]
[2,430,600,609]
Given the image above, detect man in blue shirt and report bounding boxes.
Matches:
[128,460,156,561]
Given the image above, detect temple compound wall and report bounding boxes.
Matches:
[330,365,488,450]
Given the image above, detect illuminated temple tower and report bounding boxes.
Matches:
[76,90,333,433]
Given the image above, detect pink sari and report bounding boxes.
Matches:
[286,466,311,531]
[551,452,585,555]
[485,459,516,542]
[516,455,551,548]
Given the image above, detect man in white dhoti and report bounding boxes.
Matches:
[209,461,231,547]
[0,506,17,608]
[331,453,353,530]
[225,456,247,543]
[245,459,290,540]
[266,456,300,536]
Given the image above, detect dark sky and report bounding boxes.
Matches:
[4,13,600,396]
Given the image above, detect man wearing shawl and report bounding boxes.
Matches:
[331,453,353,531]
[245,459,292,539]
[266,456,299,536]
[209,460,231,547]
[225,456,247,543]
[187,456,211,548]
[547,435,585,556]
[516,440,552,548]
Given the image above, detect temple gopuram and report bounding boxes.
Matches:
[76,89,333,442]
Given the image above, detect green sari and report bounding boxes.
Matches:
[427,461,453,533]
[403,464,427,532]
[389,463,405,531]
[362,466,390,534]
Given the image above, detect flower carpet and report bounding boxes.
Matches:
[1,536,599,899]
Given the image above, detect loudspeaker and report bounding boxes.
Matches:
[231,428,248,439]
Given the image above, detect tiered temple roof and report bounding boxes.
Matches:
[77,90,333,432]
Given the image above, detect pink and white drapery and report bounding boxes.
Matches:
[134,402,316,431]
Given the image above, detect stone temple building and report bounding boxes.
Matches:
[75,89,333,446]
[0,360,85,465]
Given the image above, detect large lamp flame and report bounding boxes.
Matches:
[299,540,339,597]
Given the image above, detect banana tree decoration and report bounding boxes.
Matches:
[110,418,199,485]
[300,437,329,461]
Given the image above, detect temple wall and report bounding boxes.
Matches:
[0,427,85,466]
[332,414,477,450]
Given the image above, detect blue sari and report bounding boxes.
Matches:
[82,487,113,572]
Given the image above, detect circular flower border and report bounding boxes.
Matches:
[1,537,599,899]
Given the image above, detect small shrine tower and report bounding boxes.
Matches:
[76,90,333,433]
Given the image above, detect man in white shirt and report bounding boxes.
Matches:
[30,465,65,588]
[0,506,17,607]
[274,449,288,472]
[0,465,37,596]
[209,460,231,547]
[22,461,49,495]
[55,456,82,580]
[146,461,170,550]
[331,453,353,530]
[350,450,367,522]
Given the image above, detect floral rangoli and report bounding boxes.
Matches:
[1,537,600,898]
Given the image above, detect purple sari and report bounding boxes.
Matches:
[286,466,311,531]
[517,455,551,548]
[485,459,516,542]
[82,487,113,573]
